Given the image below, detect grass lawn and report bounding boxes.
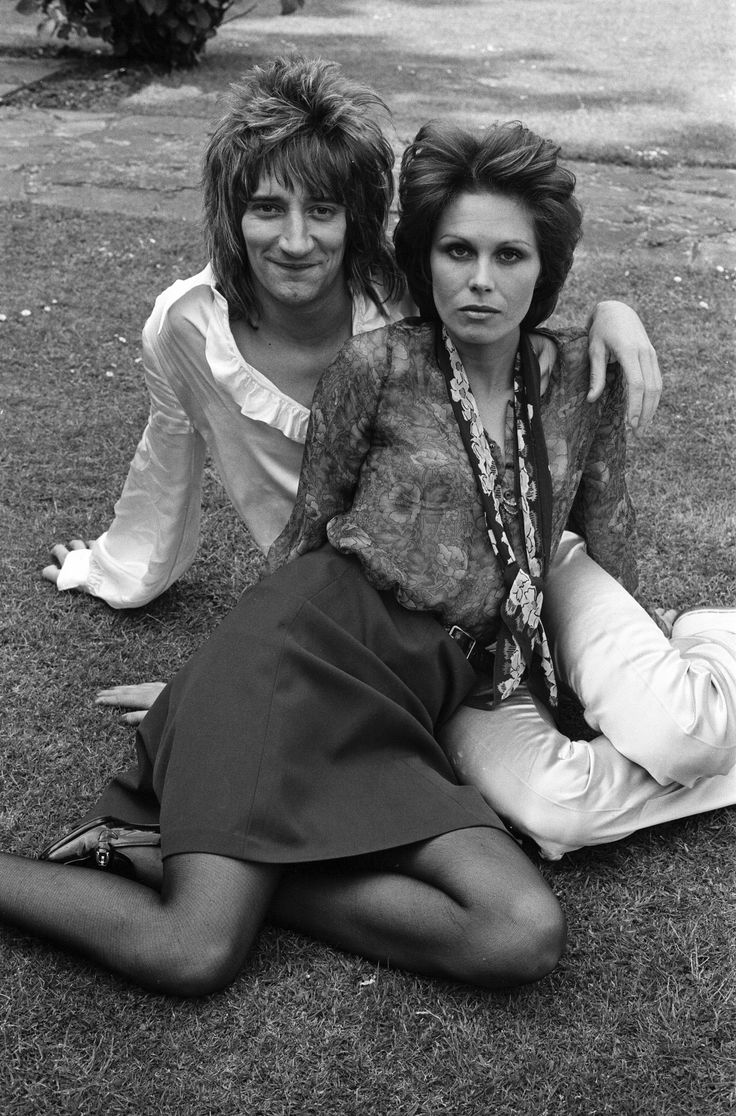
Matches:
[1,195,735,1114]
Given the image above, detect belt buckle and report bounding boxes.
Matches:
[448,624,477,661]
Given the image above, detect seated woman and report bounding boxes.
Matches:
[4,120,730,998]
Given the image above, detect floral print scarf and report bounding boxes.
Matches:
[439,326,558,709]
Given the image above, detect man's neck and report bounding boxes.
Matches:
[255,283,353,347]
[230,281,355,408]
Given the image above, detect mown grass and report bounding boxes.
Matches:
[1,200,735,1116]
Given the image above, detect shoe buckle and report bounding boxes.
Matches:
[95,830,112,870]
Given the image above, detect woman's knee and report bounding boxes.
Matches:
[432,830,566,987]
[460,878,566,988]
[149,852,278,996]
[501,882,567,984]
[149,925,249,997]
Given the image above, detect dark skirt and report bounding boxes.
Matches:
[93,546,506,863]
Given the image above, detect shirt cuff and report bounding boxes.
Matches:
[55,547,92,592]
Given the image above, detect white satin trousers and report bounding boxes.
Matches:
[440,533,736,859]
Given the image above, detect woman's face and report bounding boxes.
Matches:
[240,173,348,310]
[430,190,542,357]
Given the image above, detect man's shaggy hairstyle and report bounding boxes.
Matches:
[202,55,403,322]
[394,120,583,329]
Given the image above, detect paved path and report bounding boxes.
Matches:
[1,11,734,269]
[2,97,733,270]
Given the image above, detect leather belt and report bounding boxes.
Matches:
[447,625,495,675]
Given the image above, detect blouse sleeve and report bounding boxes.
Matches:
[266,330,388,572]
[566,361,639,595]
[55,323,207,609]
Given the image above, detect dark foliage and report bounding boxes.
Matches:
[39,0,234,68]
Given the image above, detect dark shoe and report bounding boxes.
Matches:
[38,816,161,879]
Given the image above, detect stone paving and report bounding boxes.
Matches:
[1,105,206,220]
[1,11,734,269]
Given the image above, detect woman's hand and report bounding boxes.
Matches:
[42,539,91,584]
[96,682,166,725]
[586,301,662,435]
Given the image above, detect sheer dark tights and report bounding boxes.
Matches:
[0,852,278,995]
[0,827,565,994]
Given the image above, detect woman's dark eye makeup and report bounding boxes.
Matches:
[443,241,524,261]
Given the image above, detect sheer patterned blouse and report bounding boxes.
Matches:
[55,265,408,608]
[268,319,638,646]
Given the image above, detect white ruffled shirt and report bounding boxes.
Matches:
[57,264,408,608]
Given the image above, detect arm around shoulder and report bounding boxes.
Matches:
[585,301,661,433]
[567,361,639,596]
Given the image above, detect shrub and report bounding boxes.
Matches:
[38,0,235,68]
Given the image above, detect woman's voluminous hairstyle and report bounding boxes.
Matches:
[203,55,403,322]
[394,121,583,329]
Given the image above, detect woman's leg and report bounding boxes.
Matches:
[0,851,280,995]
[269,826,565,988]
[36,827,564,987]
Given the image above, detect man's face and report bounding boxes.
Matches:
[240,174,348,309]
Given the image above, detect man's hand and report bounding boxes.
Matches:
[587,301,662,435]
[42,539,91,584]
[96,682,166,726]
